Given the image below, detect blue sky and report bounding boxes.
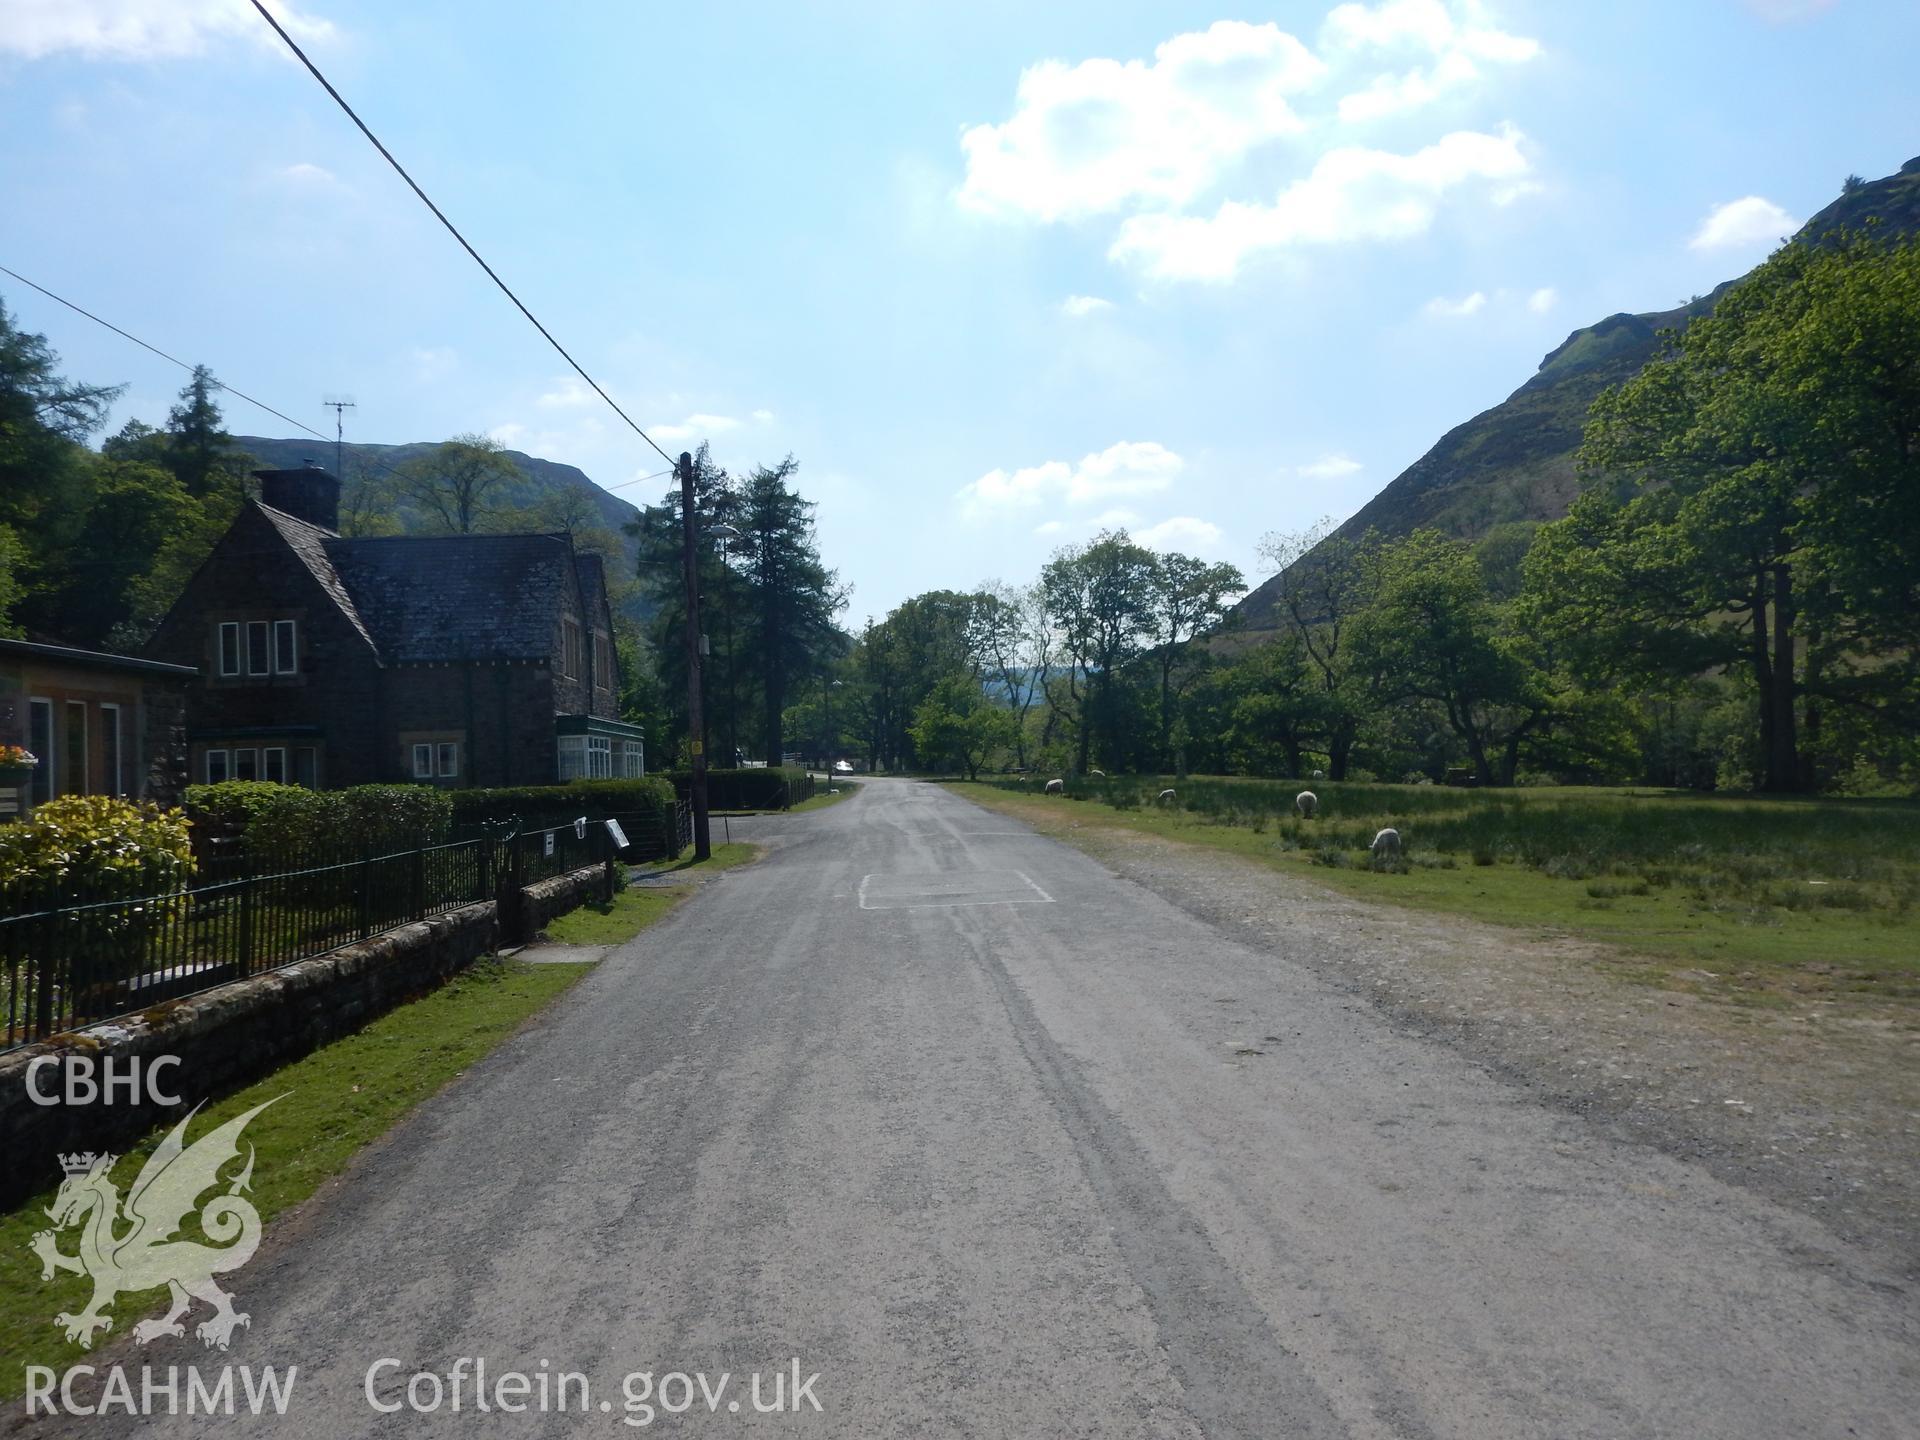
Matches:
[1,0,1913,625]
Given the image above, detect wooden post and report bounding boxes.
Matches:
[680,451,712,860]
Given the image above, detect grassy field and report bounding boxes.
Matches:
[964,776,1920,1013]
[0,957,592,1395]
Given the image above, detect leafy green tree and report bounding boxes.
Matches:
[1535,235,1920,790]
[910,674,1017,780]
[734,458,845,764]
[395,432,519,533]
[164,365,250,500]
[0,525,25,638]
[1354,530,1550,786]
[1255,521,1381,779]
[44,461,196,648]
[1145,553,1243,770]
[1041,530,1157,773]
[0,299,120,595]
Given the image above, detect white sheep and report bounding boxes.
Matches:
[1044,778,1064,795]
[1157,788,1177,804]
[1089,768,1106,778]
[1370,827,1402,863]
[1295,790,1318,819]
[1311,769,1325,780]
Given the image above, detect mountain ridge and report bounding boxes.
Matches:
[1230,155,1920,634]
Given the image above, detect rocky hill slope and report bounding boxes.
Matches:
[1231,156,1920,634]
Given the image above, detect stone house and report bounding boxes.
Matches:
[0,638,195,819]
[146,465,641,789]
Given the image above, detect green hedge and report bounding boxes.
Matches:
[448,777,677,827]
[183,781,453,861]
[667,766,813,810]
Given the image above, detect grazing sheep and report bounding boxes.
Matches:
[1157,788,1177,804]
[1311,769,1325,780]
[1295,790,1318,819]
[1044,778,1064,795]
[1370,827,1402,863]
[1089,768,1106,778]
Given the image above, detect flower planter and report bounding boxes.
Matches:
[0,764,33,788]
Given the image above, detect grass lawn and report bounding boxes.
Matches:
[540,843,759,947]
[789,779,858,813]
[0,957,593,1396]
[954,780,1920,1015]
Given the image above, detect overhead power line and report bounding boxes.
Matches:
[247,0,679,470]
[0,261,331,443]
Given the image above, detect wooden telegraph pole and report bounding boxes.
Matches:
[679,451,712,859]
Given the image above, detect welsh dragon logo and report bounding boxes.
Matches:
[30,1100,279,1352]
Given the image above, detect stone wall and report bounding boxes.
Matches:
[0,862,605,1206]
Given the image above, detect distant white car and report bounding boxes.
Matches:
[833,760,854,773]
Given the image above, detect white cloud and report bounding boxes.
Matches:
[0,0,334,61]
[278,161,339,187]
[1424,289,1487,318]
[1323,1,1538,124]
[1136,516,1226,554]
[1060,294,1116,318]
[650,412,742,442]
[959,440,1184,518]
[1527,286,1558,313]
[751,408,776,423]
[1689,196,1799,252]
[1297,452,1363,480]
[956,21,1326,222]
[536,376,595,409]
[1112,125,1529,281]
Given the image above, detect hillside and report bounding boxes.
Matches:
[1231,155,1920,634]
[235,435,645,567]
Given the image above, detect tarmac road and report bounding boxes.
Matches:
[66,777,1918,1437]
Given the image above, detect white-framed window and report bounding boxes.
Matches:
[594,633,612,689]
[233,748,259,782]
[586,734,612,779]
[218,622,241,677]
[436,741,460,779]
[273,619,298,674]
[100,703,124,797]
[412,743,435,780]
[557,734,586,781]
[28,698,54,806]
[561,619,582,678]
[63,701,87,796]
[246,621,270,676]
[293,747,318,788]
[205,748,230,784]
[618,739,645,777]
[263,747,287,784]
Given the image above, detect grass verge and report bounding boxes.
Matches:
[0,957,591,1395]
[952,782,1920,1016]
[541,843,759,947]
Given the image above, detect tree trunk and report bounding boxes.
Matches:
[1750,577,1774,791]
[1765,563,1799,792]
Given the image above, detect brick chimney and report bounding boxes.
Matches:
[254,464,341,533]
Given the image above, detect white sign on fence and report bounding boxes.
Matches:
[604,819,629,851]
[543,831,555,858]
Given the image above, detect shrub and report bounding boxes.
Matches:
[184,782,453,864]
[666,767,812,811]
[0,794,193,900]
[451,777,677,828]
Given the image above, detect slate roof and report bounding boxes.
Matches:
[256,503,378,652]
[323,531,580,663]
